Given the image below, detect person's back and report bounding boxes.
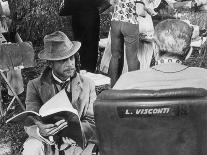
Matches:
[114,19,207,90]
[114,63,207,90]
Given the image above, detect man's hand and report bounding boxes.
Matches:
[59,137,77,151]
[36,119,68,137]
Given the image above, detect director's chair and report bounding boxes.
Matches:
[94,88,207,155]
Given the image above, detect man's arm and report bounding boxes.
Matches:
[24,80,68,144]
[24,119,68,145]
[24,80,51,143]
[81,79,97,143]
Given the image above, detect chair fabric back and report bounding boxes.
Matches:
[94,88,207,155]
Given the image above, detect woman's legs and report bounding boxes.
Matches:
[109,21,124,87]
[122,22,140,71]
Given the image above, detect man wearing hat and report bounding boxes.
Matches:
[113,19,207,90]
[22,31,97,155]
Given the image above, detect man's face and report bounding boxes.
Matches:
[52,55,76,81]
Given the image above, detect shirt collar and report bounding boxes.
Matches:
[155,57,182,65]
[52,71,70,83]
[152,63,189,73]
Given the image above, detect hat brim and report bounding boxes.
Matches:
[38,41,81,61]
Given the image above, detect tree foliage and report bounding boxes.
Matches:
[8,0,73,46]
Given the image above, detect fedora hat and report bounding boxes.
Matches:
[38,31,81,60]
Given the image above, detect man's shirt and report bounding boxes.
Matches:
[52,71,71,92]
[114,63,207,90]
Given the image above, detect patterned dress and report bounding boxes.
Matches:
[111,0,139,24]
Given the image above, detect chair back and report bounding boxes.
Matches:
[94,88,207,155]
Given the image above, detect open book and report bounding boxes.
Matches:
[6,89,84,148]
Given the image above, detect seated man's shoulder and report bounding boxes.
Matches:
[113,70,150,89]
[188,66,207,74]
[27,76,42,87]
[120,69,150,79]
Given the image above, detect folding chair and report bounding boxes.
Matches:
[94,88,207,155]
[0,35,34,117]
[0,68,25,117]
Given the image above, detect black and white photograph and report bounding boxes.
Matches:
[1,0,207,154]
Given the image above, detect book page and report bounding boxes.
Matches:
[39,89,84,148]
[39,89,78,117]
[6,110,40,123]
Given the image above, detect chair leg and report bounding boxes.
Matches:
[3,97,15,116]
[0,71,25,110]
[0,85,3,117]
[0,98,3,117]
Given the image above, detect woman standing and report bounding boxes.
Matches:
[109,0,145,86]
